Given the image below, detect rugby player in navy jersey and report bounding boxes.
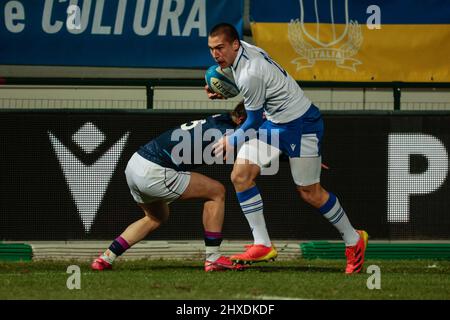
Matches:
[206,23,368,274]
[92,102,247,272]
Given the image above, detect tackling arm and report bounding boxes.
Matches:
[227,107,265,147]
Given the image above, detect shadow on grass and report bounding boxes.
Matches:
[247,264,344,273]
[110,263,344,274]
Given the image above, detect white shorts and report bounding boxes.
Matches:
[236,106,323,186]
[125,153,191,204]
[237,139,322,186]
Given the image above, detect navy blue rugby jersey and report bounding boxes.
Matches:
[137,113,237,171]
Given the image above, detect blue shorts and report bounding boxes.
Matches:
[259,104,323,158]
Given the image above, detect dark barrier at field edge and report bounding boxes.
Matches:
[0,111,449,240]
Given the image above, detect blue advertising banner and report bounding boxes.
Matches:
[0,0,243,68]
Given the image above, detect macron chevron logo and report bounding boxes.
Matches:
[48,122,129,233]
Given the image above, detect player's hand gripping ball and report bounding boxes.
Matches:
[205,65,239,99]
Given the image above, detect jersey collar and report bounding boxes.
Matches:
[232,43,246,70]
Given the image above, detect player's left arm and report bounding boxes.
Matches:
[213,72,266,158]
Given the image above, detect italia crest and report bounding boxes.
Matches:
[288,0,363,72]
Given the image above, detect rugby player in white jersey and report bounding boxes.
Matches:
[206,23,368,274]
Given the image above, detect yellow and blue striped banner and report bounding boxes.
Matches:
[250,0,450,82]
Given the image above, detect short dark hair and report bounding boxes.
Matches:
[209,23,239,43]
[231,100,246,121]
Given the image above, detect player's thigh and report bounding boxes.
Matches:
[287,111,323,186]
[179,172,225,201]
[289,156,322,186]
[236,138,281,173]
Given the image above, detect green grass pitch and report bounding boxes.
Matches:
[0,258,449,300]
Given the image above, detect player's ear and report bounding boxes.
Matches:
[232,39,239,51]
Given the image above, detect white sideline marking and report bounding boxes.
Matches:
[256,295,310,300]
[236,294,309,300]
[0,272,95,276]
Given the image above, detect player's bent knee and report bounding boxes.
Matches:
[230,171,251,188]
[298,187,312,202]
[157,212,170,224]
[210,181,226,201]
[143,215,164,228]
[297,184,325,207]
[147,211,169,225]
[139,202,170,224]
[230,165,257,187]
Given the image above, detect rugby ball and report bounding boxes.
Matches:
[205,65,239,98]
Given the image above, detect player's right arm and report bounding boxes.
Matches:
[226,108,264,147]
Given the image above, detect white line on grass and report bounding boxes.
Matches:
[235,294,310,300]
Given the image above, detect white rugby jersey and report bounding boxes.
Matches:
[231,41,311,123]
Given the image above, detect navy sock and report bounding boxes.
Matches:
[204,231,223,247]
[108,236,130,256]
